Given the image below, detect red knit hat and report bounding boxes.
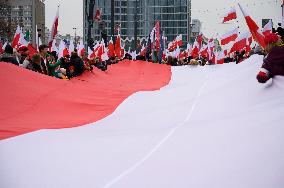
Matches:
[264,33,280,45]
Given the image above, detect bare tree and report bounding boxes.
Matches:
[0,0,19,42]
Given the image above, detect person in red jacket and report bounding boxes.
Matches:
[257,33,284,83]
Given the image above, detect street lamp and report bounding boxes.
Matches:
[73,27,77,47]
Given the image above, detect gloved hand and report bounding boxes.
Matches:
[257,68,270,83]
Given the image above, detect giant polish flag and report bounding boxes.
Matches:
[222,7,237,23]
[220,28,238,45]
[1,55,284,188]
[238,3,266,49]
[48,6,59,48]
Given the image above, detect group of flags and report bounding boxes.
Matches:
[2,2,284,65]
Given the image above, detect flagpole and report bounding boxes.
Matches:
[281,0,284,29]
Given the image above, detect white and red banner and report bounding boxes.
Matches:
[48,6,59,48]
[220,28,238,45]
[168,34,182,51]
[223,7,237,23]
[229,31,251,54]
[1,55,283,188]
[77,39,85,57]
[11,26,21,48]
[217,50,225,64]
[238,3,266,49]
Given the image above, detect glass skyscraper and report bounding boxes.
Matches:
[83,0,191,45]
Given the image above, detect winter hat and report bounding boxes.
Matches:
[5,44,13,54]
[264,33,280,46]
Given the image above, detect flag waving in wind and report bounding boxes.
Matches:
[238,3,266,49]
[220,28,238,45]
[222,7,237,23]
[48,6,59,48]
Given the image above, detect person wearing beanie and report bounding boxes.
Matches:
[256,33,284,83]
[0,44,19,65]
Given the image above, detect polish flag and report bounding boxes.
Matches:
[51,39,58,53]
[199,45,208,58]
[191,40,199,58]
[108,38,115,58]
[229,31,250,53]
[58,40,66,59]
[197,32,203,50]
[262,20,272,36]
[77,39,85,57]
[223,7,237,23]
[48,6,59,48]
[140,45,146,56]
[88,47,95,59]
[11,25,21,48]
[93,42,100,56]
[217,50,225,64]
[220,28,238,45]
[115,31,122,59]
[168,34,182,51]
[238,3,266,49]
[210,52,216,64]
[97,40,105,61]
[27,43,38,59]
[155,21,160,52]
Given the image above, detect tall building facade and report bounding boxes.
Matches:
[83,0,191,47]
[0,0,45,45]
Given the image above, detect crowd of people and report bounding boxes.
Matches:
[0,44,112,80]
[0,30,283,84]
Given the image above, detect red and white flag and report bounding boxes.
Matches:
[108,38,115,58]
[58,40,66,59]
[220,28,238,45]
[77,39,85,57]
[155,21,160,52]
[199,45,208,58]
[11,26,21,48]
[48,6,59,48]
[197,32,203,50]
[230,31,250,53]
[115,31,122,59]
[168,34,182,51]
[262,20,272,36]
[223,7,237,23]
[238,3,266,49]
[217,50,225,64]
[88,47,95,59]
[191,40,199,58]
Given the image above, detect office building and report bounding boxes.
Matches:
[83,0,191,46]
[0,0,45,45]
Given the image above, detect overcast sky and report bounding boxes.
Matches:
[45,0,282,38]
